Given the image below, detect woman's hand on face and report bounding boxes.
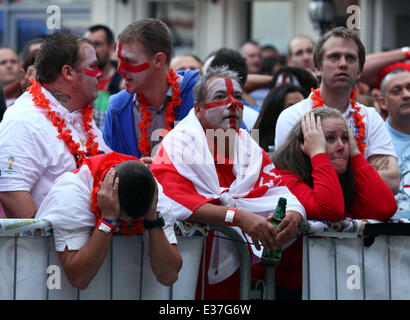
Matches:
[345,120,361,157]
[300,112,326,158]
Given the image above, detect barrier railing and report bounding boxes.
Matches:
[0,219,274,300]
[7,218,407,300]
[0,219,203,300]
[302,218,410,300]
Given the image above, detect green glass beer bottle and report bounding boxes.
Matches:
[261,197,287,267]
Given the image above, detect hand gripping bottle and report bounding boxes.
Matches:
[261,197,287,267]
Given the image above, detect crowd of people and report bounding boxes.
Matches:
[0,17,408,300]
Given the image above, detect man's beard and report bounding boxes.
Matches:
[97,55,110,71]
[97,60,107,71]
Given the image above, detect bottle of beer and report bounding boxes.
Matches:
[261,197,287,267]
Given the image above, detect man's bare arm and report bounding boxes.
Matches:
[367,154,400,195]
[145,182,182,286]
[0,191,37,218]
[243,74,273,93]
[57,229,113,290]
[361,48,409,88]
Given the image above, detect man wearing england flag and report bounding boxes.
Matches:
[151,66,305,299]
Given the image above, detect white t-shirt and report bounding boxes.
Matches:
[274,94,397,160]
[243,105,260,129]
[35,164,177,252]
[386,119,410,217]
[0,88,111,208]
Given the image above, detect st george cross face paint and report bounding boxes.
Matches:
[117,42,150,73]
[200,77,243,131]
[83,65,103,78]
[75,42,100,106]
[116,41,152,93]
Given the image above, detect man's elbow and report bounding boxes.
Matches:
[155,257,183,286]
[156,271,179,286]
[390,176,400,195]
[66,273,93,291]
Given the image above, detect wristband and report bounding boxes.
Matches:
[225,207,237,226]
[144,214,165,230]
[97,217,117,234]
[402,47,410,60]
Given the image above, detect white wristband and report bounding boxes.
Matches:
[402,47,410,60]
[225,207,237,226]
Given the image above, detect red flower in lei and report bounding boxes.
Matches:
[137,68,182,157]
[29,80,103,168]
[310,87,366,154]
[89,159,143,236]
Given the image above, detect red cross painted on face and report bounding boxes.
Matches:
[203,78,244,111]
[202,77,243,131]
[117,42,150,73]
[83,65,103,78]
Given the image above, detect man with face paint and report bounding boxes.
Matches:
[0,30,111,219]
[85,25,124,130]
[103,19,199,166]
[151,66,306,299]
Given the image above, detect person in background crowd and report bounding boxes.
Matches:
[275,27,400,195]
[378,68,410,217]
[36,152,182,289]
[0,46,23,107]
[260,56,287,76]
[271,107,397,299]
[288,35,315,72]
[261,44,279,60]
[254,84,306,153]
[239,40,263,74]
[151,66,306,300]
[170,53,203,73]
[18,36,46,62]
[271,66,319,97]
[372,62,410,120]
[360,45,410,89]
[103,18,199,166]
[240,40,267,107]
[0,30,111,219]
[242,65,318,108]
[85,24,124,130]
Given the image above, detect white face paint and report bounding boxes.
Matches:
[201,77,243,131]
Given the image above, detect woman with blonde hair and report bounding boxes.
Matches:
[270,106,397,299]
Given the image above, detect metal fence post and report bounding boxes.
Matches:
[263,266,275,300]
[13,236,18,300]
[210,226,251,300]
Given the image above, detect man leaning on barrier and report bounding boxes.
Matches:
[150,66,306,299]
[36,152,182,290]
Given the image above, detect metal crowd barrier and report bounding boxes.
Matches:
[8,218,408,300]
[0,219,204,300]
[302,218,410,300]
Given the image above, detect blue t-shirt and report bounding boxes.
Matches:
[386,119,410,218]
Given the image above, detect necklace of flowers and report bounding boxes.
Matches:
[29,80,103,168]
[310,87,366,154]
[136,68,182,157]
[88,159,143,236]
